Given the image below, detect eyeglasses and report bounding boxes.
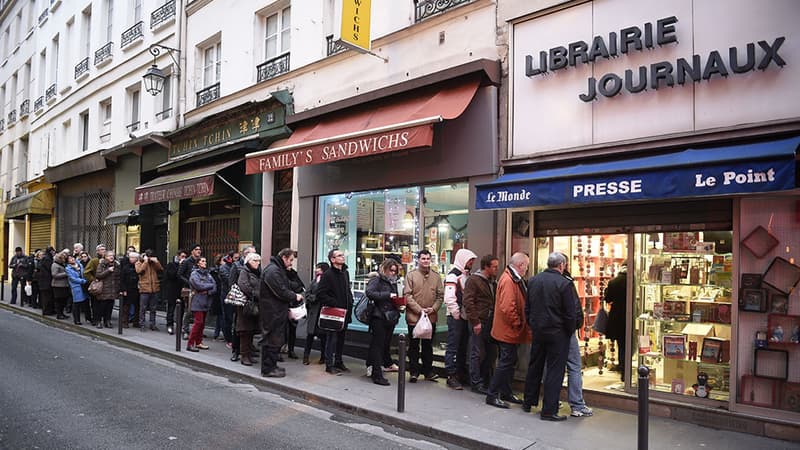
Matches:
[334,253,344,258]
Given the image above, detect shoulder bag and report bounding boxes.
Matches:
[224,283,247,307]
[318,305,347,332]
[88,279,104,296]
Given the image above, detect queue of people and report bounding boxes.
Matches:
[7,242,594,421]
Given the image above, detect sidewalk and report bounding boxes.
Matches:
[1,296,797,449]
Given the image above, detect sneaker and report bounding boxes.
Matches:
[423,373,439,382]
[334,363,350,373]
[409,374,418,383]
[366,366,373,377]
[383,363,399,372]
[197,343,210,350]
[446,376,463,390]
[571,406,593,417]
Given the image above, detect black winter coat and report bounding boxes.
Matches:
[316,264,353,325]
[305,275,323,336]
[365,274,400,324]
[178,256,199,287]
[34,254,53,289]
[162,260,181,302]
[604,271,627,341]
[525,268,577,337]
[236,265,261,333]
[259,256,297,334]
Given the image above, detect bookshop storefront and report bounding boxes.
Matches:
[492,0,800,430]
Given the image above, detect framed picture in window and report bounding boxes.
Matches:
[762,257,800,296]
[741,225,779,258]
[769,293,789,314]
[663,334,687,359]
[700,338,723,363]
[739,288,767,312]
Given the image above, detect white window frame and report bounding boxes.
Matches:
[156,72,172,120]
[128,87,140,131]
[38,49,47,93]
[100,98,112,142]
[81,8,92,58]
[133,0,142,24]
[105,0,114,43]
[202,42,221,87]
[264,6,291,61]
[79,110,90,152]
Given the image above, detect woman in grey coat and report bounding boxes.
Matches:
[50,252,70,320]
[236,253,262,366]
[187,257,217,352]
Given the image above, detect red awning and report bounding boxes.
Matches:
[245,78,480,173]
[134,159,239,205]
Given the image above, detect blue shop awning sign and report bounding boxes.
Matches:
[476,136,800,210]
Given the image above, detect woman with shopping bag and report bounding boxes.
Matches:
[403,249,444,383]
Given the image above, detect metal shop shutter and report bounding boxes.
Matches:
[29,216,52,253]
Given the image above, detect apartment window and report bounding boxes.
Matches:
[156,74,172,120]
[51,35,59,84]
[10,73,18,108]
[64,19,73,82]
[128,87,140,131]
[27,0,35,31]
[105,0,114,42]
[133,0,142,23]
[265,6,291,60]
[22,61,31,102]
[15,11,22,45]
[82,7,92,58]
[79,111,90,151]
[202,42,221,87]
[3,28,10,59]
[100,99,112,142]
[38,49,47,92]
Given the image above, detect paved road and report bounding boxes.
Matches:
[0,309,462,450]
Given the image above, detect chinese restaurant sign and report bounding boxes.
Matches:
[246,124,433,174]
[135,176,215,205]
[169,109,278,160]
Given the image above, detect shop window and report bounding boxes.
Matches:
[316,183,468,289]
[632,231,732,402]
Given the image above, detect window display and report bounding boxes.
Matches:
[632,231,733,401]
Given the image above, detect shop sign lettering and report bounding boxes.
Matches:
[522,16,787,102]
[169,110,278,159]
[476,160,794,210]
[135,175,215,205]
[245,124,434,173]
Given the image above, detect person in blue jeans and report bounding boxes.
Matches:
[561,253,593,418]
[443,248,477,390]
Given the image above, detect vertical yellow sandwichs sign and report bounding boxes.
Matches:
[339,0,371,51]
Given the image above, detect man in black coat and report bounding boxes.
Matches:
[178,244,202,339]
[259,248,302,378]
[35,249,54,314]
[522,252,577,422]
[315,249,354,374]
[162,250,187,335]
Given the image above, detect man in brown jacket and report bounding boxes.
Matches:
[486,252,531,409]
[135,249,163,331]
[462,254,499,394]
[404,249,444,383]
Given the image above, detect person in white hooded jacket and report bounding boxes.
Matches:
[444,248,477,389]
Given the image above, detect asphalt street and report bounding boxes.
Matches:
[0,309,463,450]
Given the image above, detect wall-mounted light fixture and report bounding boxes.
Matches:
[143,44,181,96]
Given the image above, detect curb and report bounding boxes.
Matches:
[1,302,507,450]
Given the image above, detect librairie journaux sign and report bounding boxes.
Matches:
[522,16,786,102]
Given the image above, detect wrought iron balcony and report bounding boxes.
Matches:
[151,0,176,29]
[50,0,61,10]
[414,0,473,23]
[326,35,348,57]
[74,57,89,79]
[8,110,16,124]
[196,83,220,107]
[38,8,48,26]
[0,118,4,132]
[126,121,140,132]
[121,21,144,48]
[94,42,113,66]
[155,108,172,120]
[19,99,29,118]
[256,53,290,83]
[34,96,44,112]
[46,84,57,102]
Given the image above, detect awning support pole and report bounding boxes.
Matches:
[216,174,261,206]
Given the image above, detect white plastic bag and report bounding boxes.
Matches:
[24,284,33,296]
[289,302,307,321]
[413,312,433,339]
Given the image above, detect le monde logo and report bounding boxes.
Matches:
[522,16,786,102]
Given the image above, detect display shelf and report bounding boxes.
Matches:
[767,313,800,345]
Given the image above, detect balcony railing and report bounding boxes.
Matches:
[326,35,348,57]
[126,121,140,132]
[19,99,29,118]
[155,108,172,120]
[256,53,290,83]
[46,83,57,102]
[74,57,89,79]
[0,118,4,132]
[8,110,16,124]
[94,42,113,66]
[121,21,144,48]
[414,0,472,22]
[50,0,61,11]
[34,96,44,112]
[196,83,220,107]
[38,8,48,26]
[151,0,176,29]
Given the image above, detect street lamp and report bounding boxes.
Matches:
[143,44,181,96]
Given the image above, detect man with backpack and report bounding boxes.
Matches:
[443,248,477,390]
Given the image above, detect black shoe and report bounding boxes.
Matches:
[262,367,286,378]
[409,373,419,383]
[446,376,463,390]
[56,314,67,320]
[334,363,350,373]
[150,325,159,331]
[96,323,104,329]
[372,377,390,386]
[186,346,199,352]
[317,357,325,365]
[521,402,537,413]
[541,414,567,422]
[74,322,82,326]
[104,322,113,328]
[501,393,523,405]
[471,385,488,395]
[277,355,284,362]
[325,366,342,375]
[486,396,509,409]
[423,373,439,382]
[230,353,240,362]
[287,351,299,360]
[302,356,310,365]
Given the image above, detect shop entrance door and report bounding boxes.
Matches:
[535,234,629,393]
